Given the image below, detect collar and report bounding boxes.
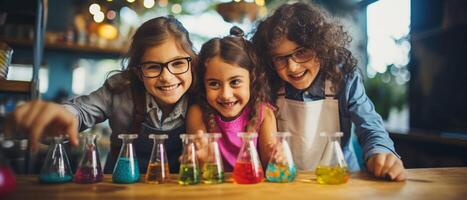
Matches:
[285,71,325,100]
[146,93,188,120]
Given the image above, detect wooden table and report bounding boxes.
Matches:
[5,167,467,200]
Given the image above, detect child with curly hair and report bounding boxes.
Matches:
[252,2,406,181]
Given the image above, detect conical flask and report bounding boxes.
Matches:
[74,133,103,184]
[202,133,224,184]
[178,134,200,185]
[145,134,169,184]
[315,132,349,184]
[38,136,73,183]
[112,134,140,184]
[233,132,263,184]
[266,132,296,183]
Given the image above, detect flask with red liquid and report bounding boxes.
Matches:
[232,132,263,184]
[74,133,103,184]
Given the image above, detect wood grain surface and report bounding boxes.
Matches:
[5,167,467,200]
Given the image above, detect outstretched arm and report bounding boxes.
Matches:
[258,106,277,169]
[186,104,208,164]
[6,100,79,152]
[346,73,406,181]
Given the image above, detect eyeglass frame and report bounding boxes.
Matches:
[139,57,192,78]
[271,47,316,70]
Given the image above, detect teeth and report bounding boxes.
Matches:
[220,101,236,107]
[158,84,179,91]
[290,71,306,78]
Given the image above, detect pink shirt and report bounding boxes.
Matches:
[212,105,265,171]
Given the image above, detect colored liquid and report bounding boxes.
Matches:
[178,164,200,185]
[315,166,349,184]
[0,166,16,198]
[266,163,296,183]
[202,163,224,184]
[74,166,103,184]
[39,172,73,184]
[232,161,263,184]
[112,157,140,184]
[145,162,169,184]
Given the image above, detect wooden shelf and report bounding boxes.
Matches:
[0,80,31,93]
[0,37,125,56]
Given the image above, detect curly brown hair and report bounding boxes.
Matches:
[252,2,357,101]
[197,27,272,132]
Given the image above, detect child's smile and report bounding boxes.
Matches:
[217,99,238,108]
[288,70,308,80]
[272,37,320,90]
[156,83,181,93]
[140,37,192,108]
[204,56,251,120]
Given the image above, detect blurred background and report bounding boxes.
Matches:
[0,0,466,174]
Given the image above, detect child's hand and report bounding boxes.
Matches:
[193,130,208,164]
[268,142,284,164]
[5,100,79,152]
[366,153,407,181]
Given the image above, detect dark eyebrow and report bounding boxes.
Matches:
[206,75,244,82]
[228,75,245,80]
[206,78,219,82]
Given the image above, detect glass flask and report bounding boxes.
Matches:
[233,132,263,184]
[38,136,73,183]
[315,132,349,184]
[0,151,16,199]
[145,134,170,184]
[74,133,103,184]
[266,132,296,183]
[202,133,224,184]
[112,134,140,184]
[178,134,200,185]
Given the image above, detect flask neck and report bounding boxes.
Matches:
[120,138,136,145]
[327,136,341,144]
[83,134,97,145]
[152,138,166,145]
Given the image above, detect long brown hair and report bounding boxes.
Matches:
[108,16,198,94]
[252,2,357,101]
[197,27,271,132]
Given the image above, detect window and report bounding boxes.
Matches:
[366,0,411,133]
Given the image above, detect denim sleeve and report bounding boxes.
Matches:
[346,72,400,161]
[62,80,114,132]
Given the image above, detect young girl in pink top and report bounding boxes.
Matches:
[187,27,276,171]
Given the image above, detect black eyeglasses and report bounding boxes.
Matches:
[140,57,192,78]
[272,48,316,70]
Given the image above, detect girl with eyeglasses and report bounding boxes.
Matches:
[7,16,197,174]
[252,2,406,181]
[187,26,276,172]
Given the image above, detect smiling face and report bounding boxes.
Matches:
[140,37,192,110]
[271,37,321,90]
[204,55,251,120]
